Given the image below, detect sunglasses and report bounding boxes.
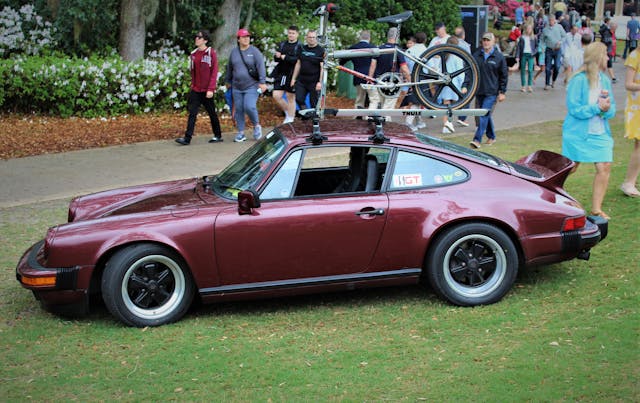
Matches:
[195,35,204,39]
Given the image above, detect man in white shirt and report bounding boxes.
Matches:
[428,22,450,48]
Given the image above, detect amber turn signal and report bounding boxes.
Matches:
[21,275,56,287]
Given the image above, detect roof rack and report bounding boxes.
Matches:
[299,107,489,145]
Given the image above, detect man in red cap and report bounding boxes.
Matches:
[175,29,222,145]
[226,28,268,142]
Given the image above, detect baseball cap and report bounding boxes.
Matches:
[237,28,251,38]
[482,32,495,40]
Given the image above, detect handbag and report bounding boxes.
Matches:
[238,48,259,81]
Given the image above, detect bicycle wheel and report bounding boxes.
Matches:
[411,44,479,110]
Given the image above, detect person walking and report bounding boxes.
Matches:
[470,32,508,149]
[402,31,427,129]
[515,23,538,92]
[226,28,267,142]
[175,29,223,146]
[291,29,325,112]
[439,36,467,134]
[562,42,616,219]
[620,48,640,197]
[272,25,300,124]
[339,30,376,111]
[367,27,411,115]
[428,22,450,48]
[623,13,639,59]
[599,17,617,83]
[541,14,566,89]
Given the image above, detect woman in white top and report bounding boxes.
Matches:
[515,24,538,92]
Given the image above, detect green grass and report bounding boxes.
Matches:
[1,117,638,400]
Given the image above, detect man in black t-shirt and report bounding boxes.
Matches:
[272,25,299,123]
[291,29,325,111]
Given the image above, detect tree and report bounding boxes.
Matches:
[119,0,159,61]
[212,0,243,58]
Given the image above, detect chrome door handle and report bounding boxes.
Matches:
[355,208,385,216]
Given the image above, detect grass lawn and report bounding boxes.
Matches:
[1,116,638,400]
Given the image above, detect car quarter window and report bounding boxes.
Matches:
[261,146,391,200]
[390,151,468,190]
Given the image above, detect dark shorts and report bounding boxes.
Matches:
[606,58,613,68]
[273,74,295,93]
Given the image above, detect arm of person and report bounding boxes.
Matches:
[626,63,640,92]
[565,75,604,119]
[498,56,508,101]
[316,62,324,91]
[368,59,377,78]
[290,60,301,86]
[207,49,219,97]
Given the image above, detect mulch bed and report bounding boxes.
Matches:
[0,94,355,160]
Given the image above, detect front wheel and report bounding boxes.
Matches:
[425,223,518,306]
[411,44,479,110]
[102,244,195,327]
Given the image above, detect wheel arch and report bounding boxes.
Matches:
[88,240,198,303]
[421,217,525,274]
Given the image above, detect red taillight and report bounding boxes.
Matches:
[562,215,586,231]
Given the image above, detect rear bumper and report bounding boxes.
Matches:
[16,240,91,315]
[562,215,608,259]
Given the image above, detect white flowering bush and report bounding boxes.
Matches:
[0,4,57,58]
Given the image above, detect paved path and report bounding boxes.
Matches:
[0,61,628,208]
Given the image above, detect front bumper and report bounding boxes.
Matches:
[16,240,92,316]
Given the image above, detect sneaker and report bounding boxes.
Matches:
[283,116,295,124]
[612,77,617,83]
[407,124,418,132]
[544,85,551,90]
[415,121,427,129]
[443,121,455,133]
[208,137,223,143]
[175,137,190,145]
[253,125,263,140]
[234,133,247,142]
[486,138,496,145]
[455,119,469,127]
[442,125,453,134]
[469,140,481,149]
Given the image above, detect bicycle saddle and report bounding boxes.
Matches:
[376,11,413,24]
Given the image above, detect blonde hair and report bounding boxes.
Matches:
[574,42,607,87]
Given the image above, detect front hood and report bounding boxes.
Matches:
[68,178,218,221]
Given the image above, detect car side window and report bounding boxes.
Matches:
[390,151,468,190]
[260,150,302,199]
[261,146,390,200]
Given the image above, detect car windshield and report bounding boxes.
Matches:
[415,133,504,167]
[212,130,287,199]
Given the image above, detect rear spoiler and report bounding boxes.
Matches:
[514,150,575,193]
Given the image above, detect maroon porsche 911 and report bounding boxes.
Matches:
[16,119,607,327]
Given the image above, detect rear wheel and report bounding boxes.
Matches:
[102,244,194,327]
[426,223,518,306]
[411,44,479,110]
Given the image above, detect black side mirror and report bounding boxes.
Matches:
[238,190,261,215]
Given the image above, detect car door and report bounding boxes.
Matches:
[214,146,390,286]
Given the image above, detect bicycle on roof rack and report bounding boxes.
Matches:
[310,3,482,119]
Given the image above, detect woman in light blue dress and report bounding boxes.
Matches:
[562,42,616,219]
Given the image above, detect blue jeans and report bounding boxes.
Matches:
[545,48,561,86]
[473,94,497,143]
[232,87,260,133]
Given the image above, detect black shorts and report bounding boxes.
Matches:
[273,74,295,93]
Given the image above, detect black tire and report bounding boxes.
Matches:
[411,44,479,110]
[425,223,518,306]
[102,244,195,327]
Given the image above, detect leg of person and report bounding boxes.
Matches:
[526,54,534,91]
[471,95,490,148]
[307,82,320,110]
[243,88,262,140]
[484,95,498,144]
[202,96,223,143]
[591,161,612,218]
[272,88,288,115]
[295,81,309,113]
[285,90,296,123]
[623,40,630,59]
[367,88,381,110]
[544,48,553,89]
[354,86,367,109]
[621,139,640,196]
[176,90,202,145]
[233,88,247,142]
[551,49,560,86]
[520,58,527,90]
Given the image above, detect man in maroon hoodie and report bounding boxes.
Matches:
[176,29,223,145]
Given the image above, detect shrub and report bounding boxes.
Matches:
[0,4,57,58]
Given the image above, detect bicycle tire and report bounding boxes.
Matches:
[411,44,479,110]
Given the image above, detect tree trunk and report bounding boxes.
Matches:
[119,0,147,61]
[213,0,243,59]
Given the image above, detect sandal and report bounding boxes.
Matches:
[590,211,611,220]
[620,184,640,197]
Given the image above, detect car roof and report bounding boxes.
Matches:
[276,118,423,147]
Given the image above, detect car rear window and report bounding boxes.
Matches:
[415,133,503,167]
